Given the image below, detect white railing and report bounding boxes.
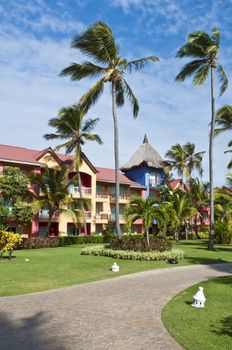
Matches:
[39,210,59,218]
[68,186,92,196]
[85,211,91,219]
[110,214,124,221]
[96,213,108,220]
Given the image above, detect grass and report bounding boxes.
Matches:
[162,276,232,350]
[0,240,231,297]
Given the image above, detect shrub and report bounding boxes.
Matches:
[58,234,114,246]
[22,237,59,249]
[109,236,172,252]
[80,245,184,261]
[214,221,232,244]
[198,231,209,239]
[0,230,22,258]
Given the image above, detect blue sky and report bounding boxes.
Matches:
[0,0,232,185]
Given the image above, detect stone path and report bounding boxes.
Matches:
[0,263,231,350]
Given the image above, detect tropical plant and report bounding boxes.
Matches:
[60,21,158,238]
[175,28,228,249]
[44,104,102,235]
[126,196,158,246]
[164,143,205,182]
[0,230,22,259]
[215,105,232,169]
[165,192,197,240]
[31,166,85,236]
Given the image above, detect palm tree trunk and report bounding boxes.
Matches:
[112,82,121,239]
[208,67,215,250]
[46,211,53,236]
[77,170,87,235]
[146,228,150,247]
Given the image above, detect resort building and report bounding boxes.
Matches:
[0,136,165,237]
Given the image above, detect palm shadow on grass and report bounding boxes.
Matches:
[211,315,232,337]
[0,311,65,350]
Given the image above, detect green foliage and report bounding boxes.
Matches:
[109,236,172,252]
[154,204,180,237]
[198,231,209,239]
[12,202,36,225]
[214,220,232,244]
[0,166,31,200]
[57,234,114,246]
[0,230,22,258]
[105,220,116,234]
[21,237,59,249]
[80,245,184,261]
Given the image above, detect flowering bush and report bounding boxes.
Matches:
[0,230,22,259]
[80,245,184,261]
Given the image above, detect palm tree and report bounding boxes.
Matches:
[60,21,158,238]
[183,142,205,179]
[126,196,157,246]
[175,28,228,250]
[167,192,197,240]
[164,143,205,182]
[215,105,232,169]
[31,166,73,235]
[44,104,102,235]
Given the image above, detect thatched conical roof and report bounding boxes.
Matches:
[121,134,164,171]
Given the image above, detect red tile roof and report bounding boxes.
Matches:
[167,179,182,190]
[0,144,42,165]
[96,167,144,187]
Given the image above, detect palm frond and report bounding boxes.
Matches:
[126,56,159,73]
[60,62,105,80]
[82,133,103,144]
[176,43,206,58]
[193,64,209,86]
[217,64,228,96]
[121,78,139,117]
[80,78,105,112]
[211,28,220,47]
[115,79,125,107]
[71,21,118,65]
[215,105,232,136]
[175,59,206,82]
[82,117,100,132]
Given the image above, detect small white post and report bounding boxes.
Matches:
[111,262,119,272]
[191,286,206,308]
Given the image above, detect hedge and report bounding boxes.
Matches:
[109,236,172,252]
[80,245,184,261]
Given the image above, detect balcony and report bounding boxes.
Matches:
[110,195,130,203]
[68,186,92,197]
[110,214,125,221]
[84,211,92,219]
[39,209,59,218]
[96,192,109,201]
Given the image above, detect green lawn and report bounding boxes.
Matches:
[162,276,232,350]
[0,240,231,297]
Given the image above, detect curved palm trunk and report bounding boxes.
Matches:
[77,170,87,236]
[208,67,215,250]
[112,82,121,239]
[145,228,150,247]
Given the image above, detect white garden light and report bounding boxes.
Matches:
[111,262,119,272]
[191,286,206,308]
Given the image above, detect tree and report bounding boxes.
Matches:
[165,192,197,240]
[175,28,228,250]
[44,104,102,235]
[0,167,34,230]
[60,21,158,238]
[125,196,157,246]
[215,105,232,169]
[31,166,75,236]
[164,143,205,181]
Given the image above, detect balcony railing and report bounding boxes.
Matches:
[39,210,59,218]
[96,192,109,198]
[68,186,92,196]
[110,214,125,221]
[85,211,91,219]
[96,213,108,220]
[110,195,130,201]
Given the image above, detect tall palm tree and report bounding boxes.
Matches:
[60,21,158,238]
[164,143,205,182]
[183,142,205,178]
[175,28,228,249]
[31,166,73,235]
[44,104,102,235]
[126,196,157,246]
[215,105,232,169]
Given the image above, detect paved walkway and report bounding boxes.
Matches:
[0,263,231,350]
